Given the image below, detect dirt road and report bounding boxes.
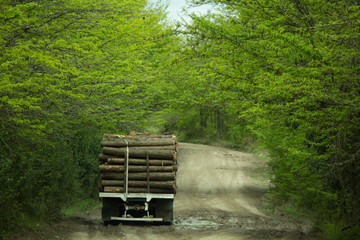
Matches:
[10,143,314,240]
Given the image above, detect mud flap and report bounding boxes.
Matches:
[102,198,120,223]
[155,199,173,223]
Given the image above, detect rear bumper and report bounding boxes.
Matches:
[100,193,174,223]
[110,216,163,222]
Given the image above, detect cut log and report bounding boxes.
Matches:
[102,147,176,160]
[128,172,175,181]
[101,180,175,189]
[128,165,177,172]
[99,153,113,161]
[99,165,124,172]
[99,132,178,195]
[103,186,176,194]
[101,138,176,147]
[106,158,124,164]
[99,165,176,173]
[101,172,124,180]
[101,180,123,186]
[128,181,175,189]
[101,172,175,181]
[107,158,174,166]
[110,145,177,151]
[103,186,123,193]
[103,134,175,139]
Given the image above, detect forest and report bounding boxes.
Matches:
[0,0,359,239]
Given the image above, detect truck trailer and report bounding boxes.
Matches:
[98,133,177,224]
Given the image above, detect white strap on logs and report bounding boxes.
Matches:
[118,135,129,199]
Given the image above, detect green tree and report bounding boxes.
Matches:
[0,0,177,234]
[173,0,360,238]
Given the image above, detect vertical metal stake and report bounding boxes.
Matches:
[125,139,129,198]
[146,153,150,193]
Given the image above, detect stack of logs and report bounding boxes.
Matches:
[99,133,177,194]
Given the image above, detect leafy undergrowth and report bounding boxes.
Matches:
[61,198,100,217]
[1,199,100,239]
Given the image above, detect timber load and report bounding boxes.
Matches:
[99,132,177,194]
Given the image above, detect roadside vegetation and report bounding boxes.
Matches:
[61,199,100,217]
[1,0,359,239]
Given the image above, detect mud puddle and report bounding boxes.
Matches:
[173,217,223,230]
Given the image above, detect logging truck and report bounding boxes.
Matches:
[98,133,177,225]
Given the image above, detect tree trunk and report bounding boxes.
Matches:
[103,134,175,139]
[99,165,177,173]
[104,186,124,193]
[128,172,175,181]
[129,181,175,189]
[101,172,175,181]
[101,172,124,180]
[102,147,176,160]
[200,107,208,135]
[99,153,113,161]
[106,145,177,151]
[101,138,176,147]
[100,133,178,194]
[107,158,174,166]
[101,180,123,186]
[99,165,124,172]
[101,180,175,189]
[216,109,223,138]
[103,186,176,193]
[128,165,177,172]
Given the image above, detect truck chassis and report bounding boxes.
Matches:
[100,192,174,224]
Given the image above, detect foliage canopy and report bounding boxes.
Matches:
[0,0,176,234]
[1,0,359,238]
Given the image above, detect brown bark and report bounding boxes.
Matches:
[103,186,176,194]
[103,186,123,193]
[128,172,175,181]
[107,158,174,166]
[111,145,177,151]
[102,147,176,160]
[129,181,175,189]
[128,165,177,172]
[99,164,176,173]
[101,180,175,189]
[101,180,123,186]
[101,138,176,147]
[99,153,113,161]
[99,165,124,172]
[101,172,175,181]
[106,158,126,164]
[103,134,175,139]
[101,172,124,180]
